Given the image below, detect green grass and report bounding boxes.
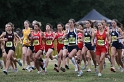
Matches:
[0,60,124,82]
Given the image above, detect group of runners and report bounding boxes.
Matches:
[0,19,124,77]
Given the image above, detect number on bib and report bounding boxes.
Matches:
[46,40,52,45]
[84,37,90,42]
[64,39,68,45]
[112,36,117,42]
[58,39,63,44]
[97,40,105,46]
[33,40,39,46]
[69,37,76,44]
[6,41,13,47]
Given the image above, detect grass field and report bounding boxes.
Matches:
[0,60,124,82]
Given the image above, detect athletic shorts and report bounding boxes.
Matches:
[68,45,78,53]
[85,43,94,50]
[63,45,68,50]
[0,48,2,58]
[5,46,15,54]
[57,44,64,53]
[45,45,54,52]
[112,42,123,49]
[78,42,83,50]
[28,46,34,53]
[96,46,107,56]
[34,45,44,53]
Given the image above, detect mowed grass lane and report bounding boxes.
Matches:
[0,60,124,82]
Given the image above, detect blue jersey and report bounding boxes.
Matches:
[67,28,77,45]
[84,28,92,43]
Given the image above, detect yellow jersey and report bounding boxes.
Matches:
[22,27,31,46]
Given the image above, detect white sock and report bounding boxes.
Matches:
[71,57,77,66]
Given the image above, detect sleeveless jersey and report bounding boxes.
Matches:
[23,28,31,45]
[44,32,54,46]
[84,28,92,43]
[110,28,121,43]
[5,32,14,47]
[67,28,77,45]
[96,30,106,47]
[56,32,64,45]
[32,31,42,46]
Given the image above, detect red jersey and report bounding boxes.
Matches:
[32,31,43,52]
[56,32,64,52]
[78,32,83,49]
[44,32,54,46]
[44,32,54,52]
[96,30,107,48]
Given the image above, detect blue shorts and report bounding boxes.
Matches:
[63,45,68,50]
[85,43,94,50]
[112,42,123,49]
[68,45,78,53]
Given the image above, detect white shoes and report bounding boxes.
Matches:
[77,70,83,76]
[98,73,102,77]
[37,71,42,74]
[87,69,91,72]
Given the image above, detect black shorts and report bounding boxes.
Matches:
[63,45,68,50]
[5,46,15,54]
[68,45,78,53]
[28,46,34,53]
[0,48,2,58]
[85,43,94,50]
[112,42,123,49]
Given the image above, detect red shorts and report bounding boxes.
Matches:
[78,42,83,50]
[57,44,64,53]
[96,46,107,56]
[34,45,44,53]
[45,44,54,52]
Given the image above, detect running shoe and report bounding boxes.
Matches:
[17,59,22,66]
[87,69,91,72]
[65,65,69,69]
[54,67,59,72]
[60,67,65,72]
[37,71,41,74]
[110,67,116,72]
[3,70,8,75]
[77,70,83,76]
[98,73,102,77]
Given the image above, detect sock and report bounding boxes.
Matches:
[71,57,77,66]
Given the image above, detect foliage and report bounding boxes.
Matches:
[0,0,124,30]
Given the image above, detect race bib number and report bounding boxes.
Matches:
[33,40,39,46]
[84,37,90,42]
[97,40,105,46]
[58,39,63,44]
[6,41,13,47]
[69,37,76,44]
[112,36,117,42]
[64,39,68,45]
[78,38,82,43]
[46,40,52,45]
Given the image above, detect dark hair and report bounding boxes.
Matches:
[86,20,94,28]
[46,23,53,31]
[79,23,84,28]
[103,19,107,23]
[34,22,41,27]
[57,22,64,27]
[113,19,122,28]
